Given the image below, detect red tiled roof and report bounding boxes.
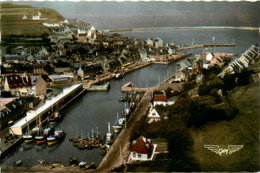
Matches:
[129,136,153,154]
[6,75,32,89]
[153,94,167,102]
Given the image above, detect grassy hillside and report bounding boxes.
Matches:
[0,2,64,35]
[190,70,260,171]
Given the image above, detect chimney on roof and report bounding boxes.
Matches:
[145,144,149,148]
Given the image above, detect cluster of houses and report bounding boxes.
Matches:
[2,18,177,82]
[0,97,39,130]
[174,45,259,83]
[220,45,259,76]
[171,49,235,83]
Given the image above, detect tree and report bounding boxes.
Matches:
[165,87,173,97]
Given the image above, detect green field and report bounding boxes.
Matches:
[190,72,259,171]
[0,2,64,35]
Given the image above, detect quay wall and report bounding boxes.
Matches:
[83,53,191,88]
[177,44,236,51]
[0,137,23,159]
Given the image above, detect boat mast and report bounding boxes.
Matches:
[108,122,110,134]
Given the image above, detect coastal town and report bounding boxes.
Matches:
[0,2,259,172]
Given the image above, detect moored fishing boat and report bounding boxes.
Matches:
[15,160,22,166]
[23,134,35,143]
[115,73,124,79]
[112,125,123,133]
[47,130,65,146]
[49,112,62,125]
[112,113,122,133]
[23,125,38,143]
[69,157,78,165]
[118,117,126,126]
[85,162,95,169]
[99,148,106,156]
[112,117,126,133]
[78,161,87,168]
[35,127,54,145]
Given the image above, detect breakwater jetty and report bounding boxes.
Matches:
[103,26,259,33]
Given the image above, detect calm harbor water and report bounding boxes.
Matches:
[1,1,260,168]
[1,63,179,167]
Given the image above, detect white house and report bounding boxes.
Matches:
[77,28,88,43]
[87,26,96,40]
[154,38,163,49]
[153,93,175,106]
[148,107,161,123]
[153,94,167,106]
[32,15,40,20]
[168,47,173,55]
[128,136,157,163]
[146,38,154,47]
[139,51,150,62]
[206,52,213,61]
[63,19,69,24]
[174,70,190,82]
[77,67,84,80]
[38,47,48,55]
[22,15,27,20]
[147,106,168,124]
